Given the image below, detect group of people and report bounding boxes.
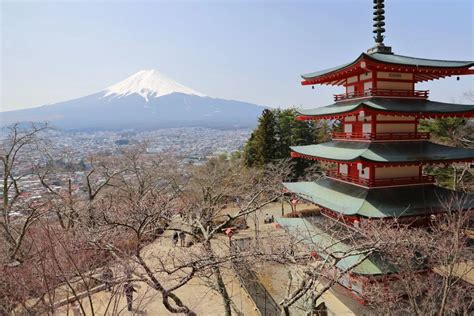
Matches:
[172,230,186,247]
[102,268,138,312]
[69,267,138,314]
[264,213,275,224]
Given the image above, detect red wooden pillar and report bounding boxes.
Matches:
[370,165,376,185]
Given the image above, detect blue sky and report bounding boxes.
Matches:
[1,0,473,112]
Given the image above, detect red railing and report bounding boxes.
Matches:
[334,88,429,102]
[326,170,435,187]
[332,132,430,141]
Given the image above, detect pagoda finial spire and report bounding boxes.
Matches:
[373,0,386,45]
[367,0,393,54]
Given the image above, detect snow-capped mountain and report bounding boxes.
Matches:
[103,69,206,101]
[2,70,266,130]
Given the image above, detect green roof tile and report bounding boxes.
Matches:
[282,178,474,218]
[291,141,474,163]
[301,53,474,80]
[297,99,474,117]
[276,217,397,275]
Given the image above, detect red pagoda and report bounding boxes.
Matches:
[284,1,474,228]
[277,0,474,303]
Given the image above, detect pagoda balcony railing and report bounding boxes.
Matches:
[334,88,429,102]
[326,170,435,187]
[332,132,430,141]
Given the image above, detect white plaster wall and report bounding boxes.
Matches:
[362,123,372,133]
[360,72,372,80]
[347,76,358,84]
[359,167,370,179]
[339,164,348,175]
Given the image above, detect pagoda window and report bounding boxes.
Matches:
[359,166,370,180]
[346,84,355,95]
[343,124,353,134]
[345,115,356,122]
[359,71,372,81]
[347,75,358,84]
[363,81,373,91]
[357,112,367,121]
[339,163,348,175]
[362,123,372,134]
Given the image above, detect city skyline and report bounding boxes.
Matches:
[1,0,473,112]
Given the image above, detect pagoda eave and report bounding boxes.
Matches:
[290,151,474,167]
[301,53,474,86]
[296,112,474,121]
[290,141,474,166]
[296,99,474,121]
[283,179,474,220]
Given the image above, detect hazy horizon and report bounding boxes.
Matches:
[1,0,473,113]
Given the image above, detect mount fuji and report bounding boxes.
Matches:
[1,70,266,130]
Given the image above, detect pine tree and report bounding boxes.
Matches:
[244,109,278,166]
[244,108,331,179]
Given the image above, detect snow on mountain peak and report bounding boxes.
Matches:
[103,69,206,101]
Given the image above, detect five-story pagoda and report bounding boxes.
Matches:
[285,0,474,227]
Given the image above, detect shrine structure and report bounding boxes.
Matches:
[285,0,474,228]
[279,0,474,302]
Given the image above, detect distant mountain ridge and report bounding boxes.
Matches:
[2,70,266,130]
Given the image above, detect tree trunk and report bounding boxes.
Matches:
[205,240,232,316]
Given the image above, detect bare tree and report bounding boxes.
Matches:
[364,198,473,315]
[0,122,51,262]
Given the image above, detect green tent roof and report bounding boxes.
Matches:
[276,217,397,275]
[301,53,474,80]
[291,141,474,163]
[297,99,474,118]
[283,178,474,218]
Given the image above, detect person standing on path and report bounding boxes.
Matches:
[172,231,179,247]
[124,281,137,311]
[102,267,114,291]
[179,231,186,247]
[70,301,82,316]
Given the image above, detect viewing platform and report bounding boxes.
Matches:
[326,170,435,188]
[332,132,430,142]
[334,88,429,102]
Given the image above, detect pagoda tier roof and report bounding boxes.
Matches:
[283,178,474,219]
[291,141,474,165]
[276,217,397,275]
[301,53,474,85]
[296,99,474,120]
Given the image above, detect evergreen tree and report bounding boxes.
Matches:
[419,118,473,190]
[419,118,472,147]
[244,109,278,166]
[243,132,258,166]
[277,109,295,158]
